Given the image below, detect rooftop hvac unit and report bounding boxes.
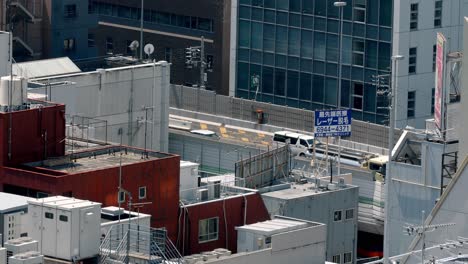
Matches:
[4,238,38,257]
[196,189,208,202]
[213,248,231,257]
[0,248,6,264]
[207,180,221,200]
[8,251,43,264]
[327,183,337,191]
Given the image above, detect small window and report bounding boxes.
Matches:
[45,212,54,219]
[344,252,353,263]
[432,44,437,72]
[352,40,365,66]
[64,4,77,18]
[139,186,146,199]
[333,254,341,264]
[59,215,68,222]
[431,88,435,114]
[199,217,219,243]
[345,209,354,220]
[434,1,442,28]
[106,37,114,53]
[407,91,416,118]
[334,210,342,221]
[353,0,366,23]
[118,190,125,203]
[409,47,417,74]
[410,3,418,30]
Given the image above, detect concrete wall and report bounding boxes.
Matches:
[30,62,170,152]
[393,0,468,128]
[262,186,358,263]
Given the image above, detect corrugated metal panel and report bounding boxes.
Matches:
[14,57,81,79]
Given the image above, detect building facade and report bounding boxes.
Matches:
[231,0,393,124]
[393,0,468,128]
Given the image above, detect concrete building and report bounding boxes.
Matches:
[261,179,358,264]
[28,61,170,152]
[230,0,393,124]
[0,193,30,244]
[199,216,327,264]
[89,0,232,94]
[0,0,97,61]
[392,0,468,128]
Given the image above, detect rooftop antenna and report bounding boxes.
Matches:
[128,40,139,59]
[143,43,154,61]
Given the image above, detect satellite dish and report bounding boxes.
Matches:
[128,40,139,51]
[144,43,155,56]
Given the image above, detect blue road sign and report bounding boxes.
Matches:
[314,109,352,137]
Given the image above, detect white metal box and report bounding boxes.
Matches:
[180,161,200,201]
[27,196,101,261]
[8,252,43,264]
[0,248,6,264]
[4,238,38,258]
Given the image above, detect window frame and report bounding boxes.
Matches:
[344,252,353,263]
[352,82,364,110]
[198,217,219,243]
[407,91,416,118]
[434,0,442,28]
[139,186,147,199]
[432,44,437,72]
[333,254,341,264]
[333,210,342,222]
[345,208,354,220]
[409,47,417,74]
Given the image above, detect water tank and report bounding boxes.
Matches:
[0,76,27,107]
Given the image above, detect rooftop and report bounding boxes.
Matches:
[13,57,81,79]
[235,217,321,236]
[28,196,101,209]
[261,181,356,200]
[0,192,30,213]
[25,146,174,174]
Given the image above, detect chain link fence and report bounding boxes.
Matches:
[170,85,400,148]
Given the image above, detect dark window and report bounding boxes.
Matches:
[106,37,114,53]
[345,209,354,219]
[165,48,172,63]
[409,47,417,74]
[59,215,68,222]
[64,4,77,18]
[410,3,418,30]
[198,218,219,243]
[352,40,365,66]
[431,88,435,114]
[352,83,363,110]
[344,252,353,263]
[334,210,342,221]
[45,212,54,219]
[434,1,442,28]
[407,91,415,118]
[433,45,437,72]
[354,0,366,23]
[139,186,146,199]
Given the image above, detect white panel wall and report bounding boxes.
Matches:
[0,32,10,77]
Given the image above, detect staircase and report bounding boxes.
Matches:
[100,224,185,264]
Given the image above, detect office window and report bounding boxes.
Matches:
[344,252,353,263]
[64,4,77,18]
[352,40,364,66]
[199,217,219,243]
[432,88,435,114]
[409,47,417,74]
[434,1,442,28]
[407,91,415,118]
[352,83,364,110]
[88,33,95,47]
[345,209,354,219]
[333,254,341,264]
[354,0,366,23]
[118,190,125,203]
[139,186,146,199]
[63,38,75,51]
[165,47,172,63]
[106,37,114,53]
[410,3,418,30]
[45,212,54,219]
[433,45,436,72]
[333,210,342,221]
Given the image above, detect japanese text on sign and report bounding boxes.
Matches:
[314,109,352,137]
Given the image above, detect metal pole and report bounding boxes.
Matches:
[383,55,404,264]
[200,36,206,88]
[334,1,346,177]
[139,0,144,60]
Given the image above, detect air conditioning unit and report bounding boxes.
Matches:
[196,189,208,202]
[4,238,38,257]
[8,251,43,264]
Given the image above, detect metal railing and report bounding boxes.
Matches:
[179,177,248,204]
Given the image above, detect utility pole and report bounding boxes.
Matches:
[200,36,206,88]
[139,0,144,60]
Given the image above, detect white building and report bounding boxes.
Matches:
[26,61,170,152]
[393,0,468,128]
[198,216,327,264]
[0,192,30,244]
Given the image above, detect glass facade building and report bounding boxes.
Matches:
[235,0,393,123]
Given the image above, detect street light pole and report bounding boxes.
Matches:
[334,1,346,176]
[383,54,404,264]
[140,0,144,60]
